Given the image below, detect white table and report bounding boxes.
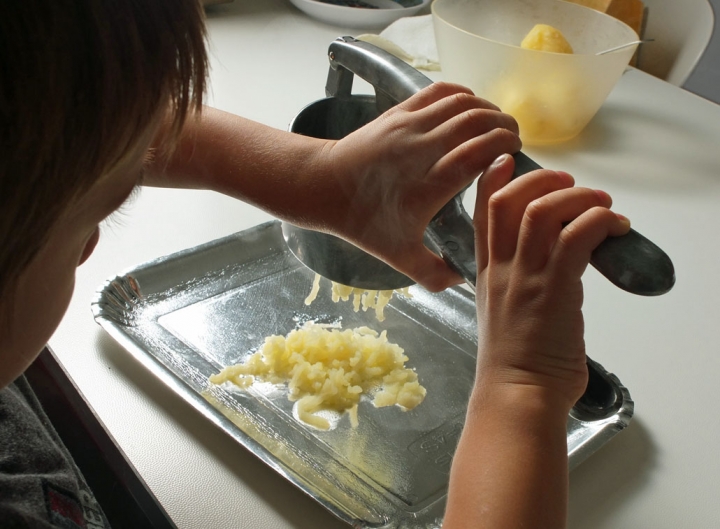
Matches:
[48,1,720,527]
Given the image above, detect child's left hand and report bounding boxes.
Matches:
[316,82,521,292]
[471,154,631,409]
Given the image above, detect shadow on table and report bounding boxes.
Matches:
[98,331,347,529]
[531,101,720,193]
[568,418,656,528]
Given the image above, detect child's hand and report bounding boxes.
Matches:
[472,154,631,409]
[320,82,522,292]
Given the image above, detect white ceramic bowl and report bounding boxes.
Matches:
[287,0,432,29]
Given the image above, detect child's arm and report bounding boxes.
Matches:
[443,154,631,528]
[144,82,521,292]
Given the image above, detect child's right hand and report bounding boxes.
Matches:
[472,154,631,410]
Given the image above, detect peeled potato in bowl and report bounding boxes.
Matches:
[432,0,639,144]
[521,24,574,53]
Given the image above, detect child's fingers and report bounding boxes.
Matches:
[487,170,575,264]
[515,187,614,272]
[548,207,631,282]
[410,92,514,136]
[386,244,464,292]
[426,129,521,201]
[424,107,520,159]
[397,82,489,113]
[474,154,516,271]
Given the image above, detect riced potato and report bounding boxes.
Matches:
[520,24,574,54]
[209,323,426,430]
[304,273,411,322]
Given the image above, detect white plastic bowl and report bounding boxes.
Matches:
[287,0,432,29]
[433,0,639,144]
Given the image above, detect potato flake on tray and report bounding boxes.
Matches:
[209,323,426,430]
[304,273,411,322]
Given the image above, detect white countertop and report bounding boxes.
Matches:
[48,1,720,527]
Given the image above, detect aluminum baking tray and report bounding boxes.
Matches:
[92,220,633,528]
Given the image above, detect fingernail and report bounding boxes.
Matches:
[556,171,575,184]
[594,189,611,202]
[616,213,631,226]
[490,153,511,169]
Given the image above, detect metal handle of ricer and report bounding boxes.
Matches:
[326,37,675,296]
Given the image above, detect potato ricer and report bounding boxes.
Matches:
[282,37,675,296]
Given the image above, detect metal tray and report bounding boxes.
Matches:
[92,220,633,528]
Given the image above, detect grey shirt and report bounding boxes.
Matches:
[0,375,110,528]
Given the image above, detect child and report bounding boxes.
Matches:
[0,1,629,527]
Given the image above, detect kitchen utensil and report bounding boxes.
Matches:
[283,37,675,296]
[597,39,653,55]
[433,0,640,144]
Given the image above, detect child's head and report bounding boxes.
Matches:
[0,0,208,387]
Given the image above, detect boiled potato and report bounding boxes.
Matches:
[520,24,573,54]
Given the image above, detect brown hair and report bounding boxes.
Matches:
[0,0,208,301]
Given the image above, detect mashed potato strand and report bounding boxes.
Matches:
[209,323,426,430]
[305,273,411,322]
